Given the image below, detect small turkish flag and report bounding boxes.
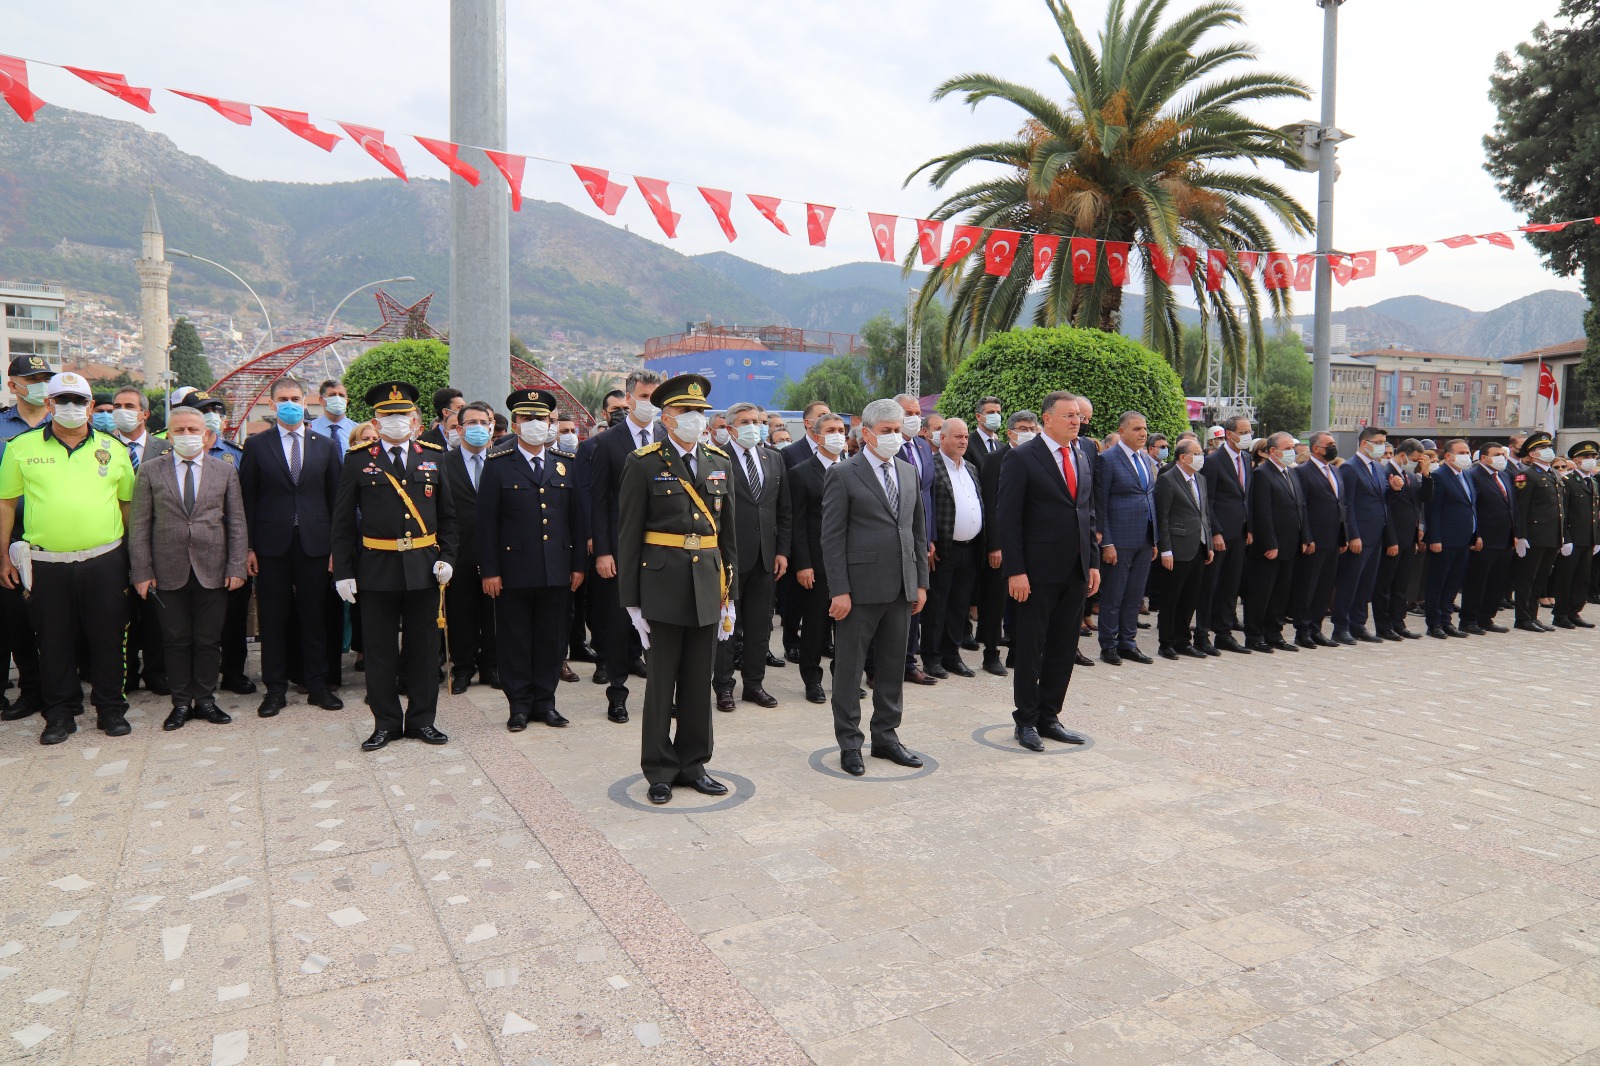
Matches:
[944,225,983,268]
[1103,241,1131,285]
[573,166,627,215]
[1205,249,1229,292]
[700,188,738,242]
[1539,360,1560,403]
[1293,254,1315,292]
[1174,247,1198,287]
[1330,254,1353,286]
[916,220,945,265]
[260,107,338,151]
[1032,235,1060,281]
[1147,245,1175,284]
[170,91,251,125]
[414,137,481,185]
[338,123,407,182]
[747,195,789,234]
[1235,251,1260,276]
[805,204,835,247]
[0,55,45,123]
[1263,252,1292,290]
[484,151,526,211]
[1439,235,1477,249]
[637,177,682,238]
[1477,232,1515,249]
[868,213,897,263]
[1069,237,1097,284]
[1521,221,1572,234]
[985,230,1021,276]
[1349,251,1377,280]
[1389,244,1428,266]
[64,66,153,112]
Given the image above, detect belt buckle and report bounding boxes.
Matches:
[683,533,702,549]
[395,536,413,551]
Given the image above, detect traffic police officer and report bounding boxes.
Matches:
[0,353,51,722]
[0,372,137,744]
[616,373,738,805]
[478,389,586,730]
[1556,441,1600,629]
[332,381,458,751]
[1512,430,1566,632]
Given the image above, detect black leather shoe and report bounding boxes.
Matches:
[840,749,866,776]
[592,664,609,685]
[404,725,449,744]
[39,719,75,745]
[982,656,1007,677]
[1554,617,1577,630]
[1295,634,1318,650]
[1075,650,1095,667]
[193,701,231,725]
[630,657,649,678]
[1483,622,1508,633]
[1462,623,1486,635]
[450,674,471,694]
[220,673,257,695]
[1331,630,1357,646]
[1377,629,1403,642]
[805,684,827,704]
[742,686,779,708]
[905,667,936,686]
[482,667,501,689]
[1270,640,1299,653]
[1574,617,1596,629]
[1351,627,1383,644]
[1,696,40,721]
[960,637,981,652]
[1515,620,1544,633]
[1246,640,1275,653]
[144,676,172,697]
[507,713,530,732]
[560,662,580,683]
[361,730,392,752]
[100,715,131,736]
[163,706,189,731]
[309,690,344,711]
[258,693,287,718]
[1100,649,1123,666]
[606,697,629,724]
[785,645,801,664]
[1427,626,1448,639]
[871,743,923,768]
[1038,722,1087,745]
[540,708,570,728]
[647,782,672,804]
[1119,646,1153,664]
[715,688,736,713]
[923,662,949,680]
[943,659,975,678]
[1312,632,1339,648]
[1193,638,1216,656]
[569,642,597,663]
[1215,635,1250,654]
[1015,725,1045,751]
[1444,625,1469,638]
[765,652,786,668]
[1179,645,1208,659]
[684,775,729,796]
[1396,626,1422,639]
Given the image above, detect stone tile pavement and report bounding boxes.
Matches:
[4,620,1600,1064]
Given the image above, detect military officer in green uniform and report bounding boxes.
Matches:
[616,373,738,805]
[332,381,458,751]
[1555,440,1600,629]
[1512,430,1567,632]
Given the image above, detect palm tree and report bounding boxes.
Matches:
[906,0,1314,378]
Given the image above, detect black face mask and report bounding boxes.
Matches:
[607,408,628,427]
[1320,443,1338,461]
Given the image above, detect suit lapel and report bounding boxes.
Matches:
[853,455,898,518]
[1029,440,1070,500]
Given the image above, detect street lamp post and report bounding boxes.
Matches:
[321,276,416,377]
[168,249,275,362]
[1310,0,1345,433]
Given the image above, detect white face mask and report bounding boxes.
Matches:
[446,429,462,449]
[1233,433,1254,449]
[631,398,658,424]
[1366,442,1386,460]
[982,412,1002,432]
[323,395,347,417]
[930,430,942,447]
[870,431,904,460]
[822,432,846,455]
[52,403,88,429]
[1014,430,1038,446]
[557,432,578,452]
[112,408,142,434]
[902,415,922,436]
[518,419,554,447]
[171,433,205,458]
[1453,452,1474,470]
[1582,458,1598,473]
[1490,454,1508,471]
[669,411,707,443]
[712,427,730,445]
[378,415,413,442]
[1187,453,1206,472]
[202,411,223,435]
[734,424,762,448]
[22,382,48,406]
[1280,450,1297,467]
[1536,447,1556,463]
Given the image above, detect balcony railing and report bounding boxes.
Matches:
[5,318,58,332]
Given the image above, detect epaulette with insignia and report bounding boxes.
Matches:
[417,439,444,451]
[486,437,519,458]
[634,441,663,456]
[703,444,728,458]
[549,447,575,459]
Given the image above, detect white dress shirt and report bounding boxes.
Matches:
[1043,433,1075,486]
[816,449,837,471]
[629,417,655,452]
[172,449,203,498]
[941,451,983,542]
[1117,440,1150,485]
[118,429,150,466]
[732,439,763,491]
[279,423,308,467]
[516,440,546,476]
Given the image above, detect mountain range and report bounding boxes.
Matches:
[0,106,1584,359]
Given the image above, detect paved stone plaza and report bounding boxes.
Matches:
[4,624,1600,1064]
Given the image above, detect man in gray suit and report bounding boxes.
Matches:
[129,405,249,731]
[821,398,930,776]
[1155,438,1213,659]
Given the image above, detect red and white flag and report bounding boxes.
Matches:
[1389,244,1428,266]
[1439,235,1477,249]
[747,195,789,234]
[868,213,897,262]
[64,66,153,112]
[636,177,681,238]
[337,123,407,181]
[1147,245,1175,284]
[1293,254,1315,292]
[170,91,251,125]
[414,137,480,185]
[573,165,627,215]
[1235,251,1260,276]
[699,187,738,242]
[1330,254,1353,287]
[1032,234,1060,281]
[484,151,526,211]
[984,230,1021,276]
[944,225,983,268]
[1070,237,1097,284]
[916,220,945,265]
[1174,247,1198,287]
[1204,249,1229,292]
[1263,252,1293,290]
[0,55,44,123]
[1521,221,1573,234]
[805,203,834,247]
[1103,241,1132,285]
[260,107,338,151]
[1539,360,1561,434]
[1349,251,1377,281]
[1477,232,1515,250]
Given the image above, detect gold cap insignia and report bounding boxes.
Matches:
[687,382,704,399]
[389,385,405,402]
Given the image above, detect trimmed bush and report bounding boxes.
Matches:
[341,340,451,421]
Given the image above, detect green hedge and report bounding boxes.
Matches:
[936,327,1188,441]
[341,340,451,422]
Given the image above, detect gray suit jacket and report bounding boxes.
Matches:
[129,452,249,590]
[1155,464,1210,563]
[819,451,929,604]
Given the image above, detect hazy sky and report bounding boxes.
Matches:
[8,0,1575,313]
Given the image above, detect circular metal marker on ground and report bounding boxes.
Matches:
[971,723,1096,755]
[607,770,756,814]
[808,745,940,782]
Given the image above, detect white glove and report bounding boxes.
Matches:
[626,606,651,650]
[717,603,737,642]
[1562,543,1575,557]
[335,579,358,604]
[1592,545,1599,556]
[1516,539,1529,558]
[433,561,454,585]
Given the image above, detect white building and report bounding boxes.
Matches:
[2,282,65,401]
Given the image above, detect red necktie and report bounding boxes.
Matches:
[1061,444,1077,500]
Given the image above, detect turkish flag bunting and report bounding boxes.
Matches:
[170,90,251,125]
[1389,244,1428,266]
[699,187,738,242]
[64,66,153,112]
[337,123,407,182]
[1235,251,1260,276]
[484,151,526,211]
[1477,232,1515,249]
[1103,241,1132,285]
[985,230,1021,276]
[868,213,897,263]
[1330,254,1353,286]
[1174,247,1198,286]
[1521,221,1572,233]
[805,204,834,247]
[1147,245,1175,284]
[916,220,945,265]
[0,56,45,123]
[944,225,983,268]
[572,166,627,215]
[1293,254,1315,292]
[260,107,339,151]
[1032,234,1060,280]
[747,195,789,234]
[1439,235,1477,249]
[1263,252,1292,290]
[1205,249,1228,292]
[1070,238,1097,284]
[637,177,682,238]
[414,137,480,185]
[1349,251,1377,280]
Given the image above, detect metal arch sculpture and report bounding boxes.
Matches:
[511,356,595,432]
[209,335,343,437]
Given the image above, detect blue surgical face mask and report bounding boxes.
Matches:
[91,412,116,433]
[757,423,770,443]
[276,400,306,426]
[1157,447,1170,461]
[735,424,762,448]
[462,424,491,448]
[23,382,48,406]
[323,395,347,417]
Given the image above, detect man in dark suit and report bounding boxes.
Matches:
[822,398,930,776]
[1198,416,1254,654]
[1512,431,1566,631]
[1245,433,1309,652]
[419,387,463,451]
[1290,432,1349,648]
[575,390,628,683]
[778,401,833,658]
[1556,441,1600,628]
[788,413,846,704]
[997,390,1098,752]
[111,385,172,697]
[1331,426,1394,644]
[713,401,791,710]
[1424,438,1480,638]
[443,401,498,692]
[972,403,1017,676]
[1462,441,1516,634]
[1155,438,1212,659]
[478,390,586,730]
[1373,440,1430,640]
[1093,411,1159,665]
[782,400,832,471]
[965,396,1007,473]
[239,375,345,717]
[922,417,984,677]
[890,393,938,686]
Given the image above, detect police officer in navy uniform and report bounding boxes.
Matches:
[1512,430,1566,632]
[478,389,586,730]
[332,381,458,751]
[616,373,738,805]
[1556,441,1600,629]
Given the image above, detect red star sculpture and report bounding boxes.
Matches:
[362,289,442,341]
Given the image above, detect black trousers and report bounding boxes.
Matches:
[257,533,330,695]
[585,558,607,654]
[976,557,1008,655]
[1514,545,1559,623]
[568,580,589,657]
[594,572,635,701]
[495,584,569,719]
[1158,555,1204,649]
[28,548,130,723]
[1372,545,1420,633]
[640,620,715,785]
[1461,547,1512,627]
[220,580,251,680]
[446,576,497,680]
[1244,554,1295,643]
[323,578,346,687]
[796,575,832,688]
[125,588,166,688]
[0,580,41,702]
[156,576,228,706]
[777,569,802,651]
[833,599,912,750]
[1424,547,1471,630]
[360,587,442,734]
[1556,547,1595,620]
[1197,534,1246,639]
[1010,573,1087,730]
[714,564,775,691]
[923,539,980,666]
[1291,547,1338,635]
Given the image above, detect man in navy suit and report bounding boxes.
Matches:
[1198,416,1255,654]
[997,390,1099,752]
[1424,438,1481,638]
[1461,441,1516,634]
[1373,440,1431,640]
[1093,411,1158,664]
[1245,433,1309,651]
[891,393,938,685]
[1291,432,1349,648]
[1331,426,1394,644]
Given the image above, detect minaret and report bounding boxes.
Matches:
[136,189,171,389]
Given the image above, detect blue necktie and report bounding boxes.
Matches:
[1133,452,1147,489]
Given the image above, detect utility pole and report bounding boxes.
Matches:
[904,289,921,399]
[1310,0,1344,432]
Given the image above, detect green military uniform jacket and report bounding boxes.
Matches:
[616,440,738,628]
[1514,464,1566,547]
[1563,472,1600,548]
[332,438,458,592]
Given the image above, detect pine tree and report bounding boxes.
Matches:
[168,317,213,389]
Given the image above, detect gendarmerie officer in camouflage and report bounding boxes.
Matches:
[1555,440,1600,629]
[1512,430,1566,632]
[332,381,458,751]
[616,373,739,805]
